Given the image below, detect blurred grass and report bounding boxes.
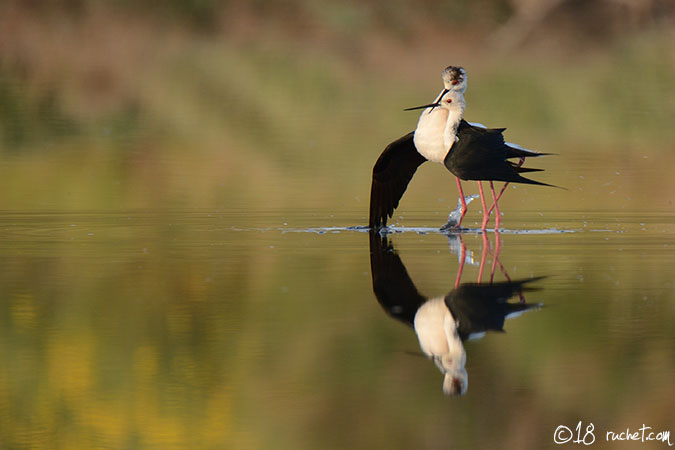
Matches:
[0,2,674,214]
[2,29,674,216]
[2,18,674,151]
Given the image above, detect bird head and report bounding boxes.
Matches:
[404,66,467,113]
[441,66,467,93]
[404,87,465,115]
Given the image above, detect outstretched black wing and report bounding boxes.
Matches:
[369,132,427,229]
[369,232,427,327]
[445,121,553,186]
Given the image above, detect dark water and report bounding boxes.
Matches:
[1,206,674,449]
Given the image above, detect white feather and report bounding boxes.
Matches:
[506,141,539,155]
[413,90,466,163]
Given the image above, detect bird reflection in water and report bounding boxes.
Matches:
[369,231,544,395]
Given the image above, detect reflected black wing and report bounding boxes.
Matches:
[445,277,544,340]
[369,232,427,327]
[369,132,427,229]
[445,121,553,186]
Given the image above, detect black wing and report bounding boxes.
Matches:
[445,121,553,186]
[369,132,427,229]
[369,232,427,327]
[445,277,544,340]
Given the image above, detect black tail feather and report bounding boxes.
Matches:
[512,175,558,188]
[515,167,544,173]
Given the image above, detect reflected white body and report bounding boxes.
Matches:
[413,296,467,395]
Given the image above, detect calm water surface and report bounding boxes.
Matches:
[1,207,674,449]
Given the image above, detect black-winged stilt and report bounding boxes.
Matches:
[369,66,552,231]
[369,232,543,395]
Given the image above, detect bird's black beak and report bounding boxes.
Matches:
[404,88,448,111]
[404,103,440,111]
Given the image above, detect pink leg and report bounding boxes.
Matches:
[490,231,525,302]
[486,157,526,217]
[454,177,468,228]
[489,228,503,282]
[490,181,502,230]
[489,243,498,283]
[454,236,467,288]
[493,233,514,283]
[477,232,490,283]
[486,182,509,217]
[478,181,490,231]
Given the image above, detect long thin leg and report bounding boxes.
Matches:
[492,233,514,284]
[478,181,490,231]
[455,177,468,228]
[489,243,498,283]
[477,232,490,283]
[486,182,509,217]
[489,231,525,302]
[486,156,526,217]
[489,228,503,282]
[489,181,502,230]
[454,236,467,288]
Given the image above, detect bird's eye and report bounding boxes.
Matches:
[452,80,459,85]
[446,98,452,103]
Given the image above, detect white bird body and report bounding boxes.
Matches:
[412,90,465,163]
[414,296,456,356]
[413,296,467,394]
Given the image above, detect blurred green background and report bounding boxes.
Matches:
[1,1,675,449]
[1,0,674,213]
